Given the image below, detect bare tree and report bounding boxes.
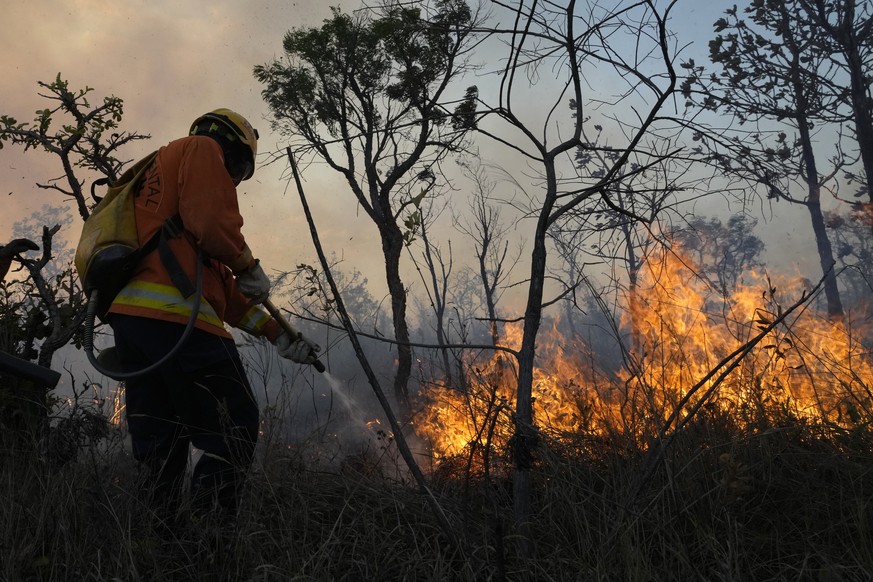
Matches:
[454,159,521,350]
[559,126,695,356]
[474,0,683,558]
[408,199,458,385]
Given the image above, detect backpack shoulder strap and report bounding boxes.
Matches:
[133,213,196,298]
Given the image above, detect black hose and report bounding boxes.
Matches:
[83,251,203,380]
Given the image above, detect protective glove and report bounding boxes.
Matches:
[0,238,39,259]
[275,331,321,364]
[236,259,271,304]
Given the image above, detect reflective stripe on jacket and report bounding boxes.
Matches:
[112,280,225,334]
[113,280,278,339]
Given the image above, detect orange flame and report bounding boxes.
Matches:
[414,245,873,463]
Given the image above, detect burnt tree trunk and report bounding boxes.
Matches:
[794,84,844,319]
[513,162,557,562]
[807,0,873,232]
[512,235,545,563]
[379,221,412,414]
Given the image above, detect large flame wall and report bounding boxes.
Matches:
[414,246,873,462]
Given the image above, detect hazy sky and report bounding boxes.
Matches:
[1,0,368,280]
[1,0,821,311]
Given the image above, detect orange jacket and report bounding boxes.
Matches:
[108,136,280,342]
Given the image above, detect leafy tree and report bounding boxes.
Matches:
[671,213,766,297]
[0,74,149,221]
[255,1,479,412]
[799,0,873,221]
[0,76,148,365]
[0,75,147,432]
[681,0,852,319]
[825,208,873,313]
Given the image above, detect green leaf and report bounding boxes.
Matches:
[411,190,426,208]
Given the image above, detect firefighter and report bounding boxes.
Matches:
[106,109,319,529]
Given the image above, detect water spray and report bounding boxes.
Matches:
[323,372,371,427]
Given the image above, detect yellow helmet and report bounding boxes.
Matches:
[190,108,259,181]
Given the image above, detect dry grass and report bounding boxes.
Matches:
[1,412,872,581]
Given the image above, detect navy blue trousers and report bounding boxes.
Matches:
[110,315,258,522]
